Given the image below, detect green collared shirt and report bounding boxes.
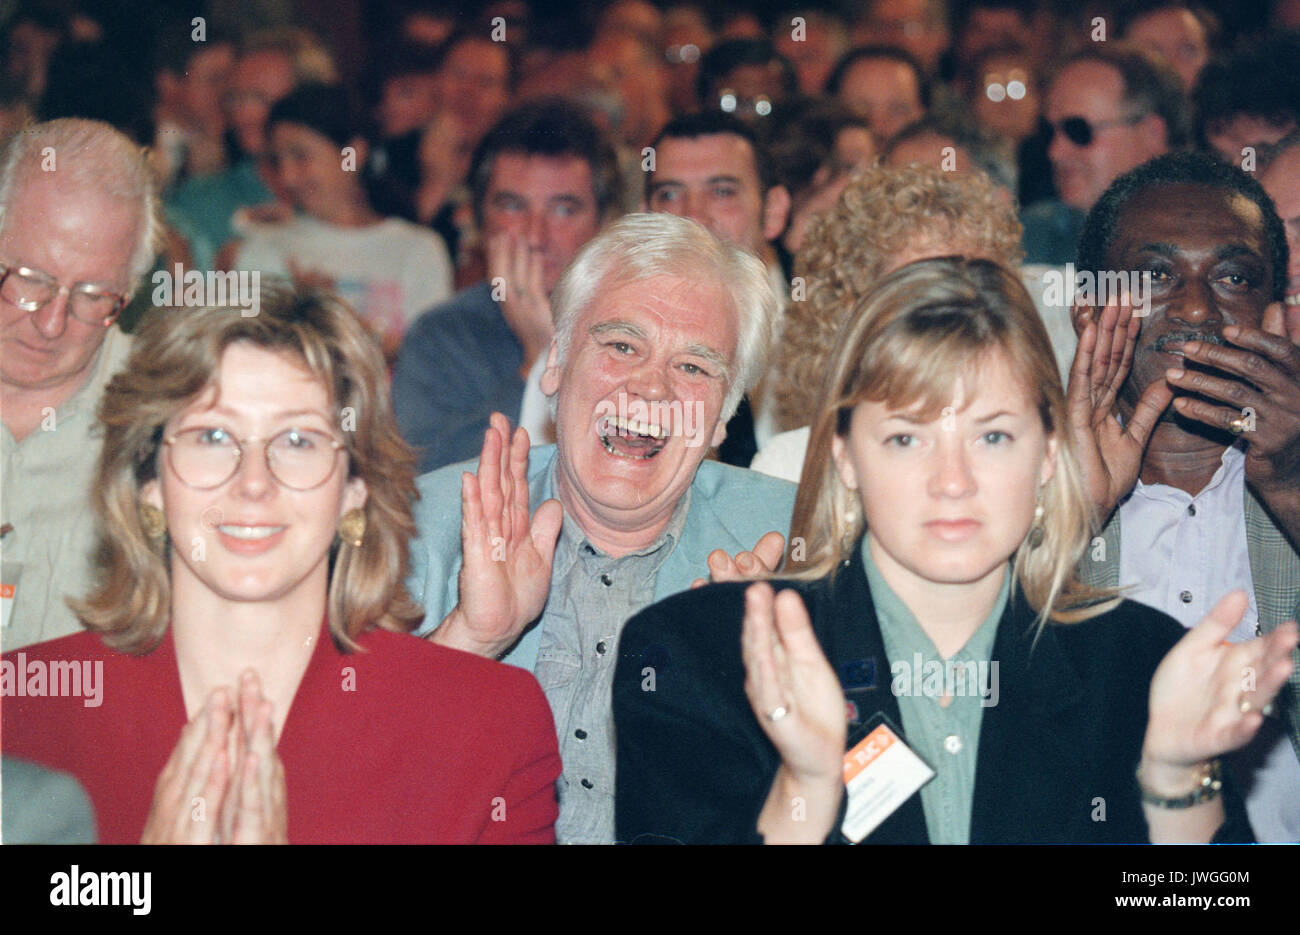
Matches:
[864,538,1009,844]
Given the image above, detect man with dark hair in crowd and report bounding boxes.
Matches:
[393,100,622,474]
[826,44,929,144]
[1022,43,1189,265]
[1070,151,1300,840]
[1193,32,1300,167]
[644,110,791,462]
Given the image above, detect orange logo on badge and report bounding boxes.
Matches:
[842,724,896,783]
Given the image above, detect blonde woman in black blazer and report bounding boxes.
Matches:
[614,258,1296,844]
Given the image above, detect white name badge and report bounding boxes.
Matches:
[0,560,19,631]
[840,715,934,843]
[0,582,13,630]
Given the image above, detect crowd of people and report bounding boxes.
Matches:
[1,0,1298,846]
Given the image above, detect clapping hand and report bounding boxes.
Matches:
[1066,296,1174,522]
[141,671,288,844]
[220,671,288,844]
[743,583,846,842]
[691,531,786,588]
[1144,591,1298,780]
[141,689,233,844]
[435,412,563,658]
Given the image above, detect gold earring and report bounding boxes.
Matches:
[140,502,166,539]
[338,508,366,548]
[1027,497,1045,549]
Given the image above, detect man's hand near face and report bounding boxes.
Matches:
[487,231,554,380]
[430,412,564,658]
[1163,302,1300,547]
[1065,297,1174,524]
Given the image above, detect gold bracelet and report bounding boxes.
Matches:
[1137,758,1223,809]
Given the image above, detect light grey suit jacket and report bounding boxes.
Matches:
[1078,487,1300,759]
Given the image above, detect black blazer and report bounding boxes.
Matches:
[613,543,1254,844]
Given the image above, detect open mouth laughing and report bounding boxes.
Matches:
[597,415,669,460]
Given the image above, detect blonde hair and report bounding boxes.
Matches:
[776,163,1023,431]
[784,257,1118,629]
[72,285,423,653]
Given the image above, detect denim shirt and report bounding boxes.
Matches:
[408,444,798,842]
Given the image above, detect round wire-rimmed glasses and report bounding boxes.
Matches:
[163,427,346,491]
[0,263,127,327]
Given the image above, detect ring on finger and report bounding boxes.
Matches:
[766,705,789,723]
[1227,417,1248,436]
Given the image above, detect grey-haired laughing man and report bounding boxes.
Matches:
[407,213,797,843]
[1068,151,1300,841]
[0,119,161,650]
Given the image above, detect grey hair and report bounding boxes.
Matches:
[0,118,162,297]
[549,212,779,422]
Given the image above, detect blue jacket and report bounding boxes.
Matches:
[393,282,525,474]
[408,444,798,671]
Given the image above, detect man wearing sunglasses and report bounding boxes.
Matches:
[1021,45,1189,265]
[0,119,160,650]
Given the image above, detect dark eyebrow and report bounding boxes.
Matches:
[705,175,743,186]
[1127,242,1179,259]
[1127,242,1266,263]
[1211,244,1267,264]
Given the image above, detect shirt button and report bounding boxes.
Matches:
[580,778,594,789]
[1180,590,1193,604]
[596,640,607,655]
[1187,504,1197,516]
[574,729,587,740]
[583,544,596,555]
[944,734,963,755]
[600,573,612,586]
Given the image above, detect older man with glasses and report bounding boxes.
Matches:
[0,118,161,650]
[1021,44,1190,266]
